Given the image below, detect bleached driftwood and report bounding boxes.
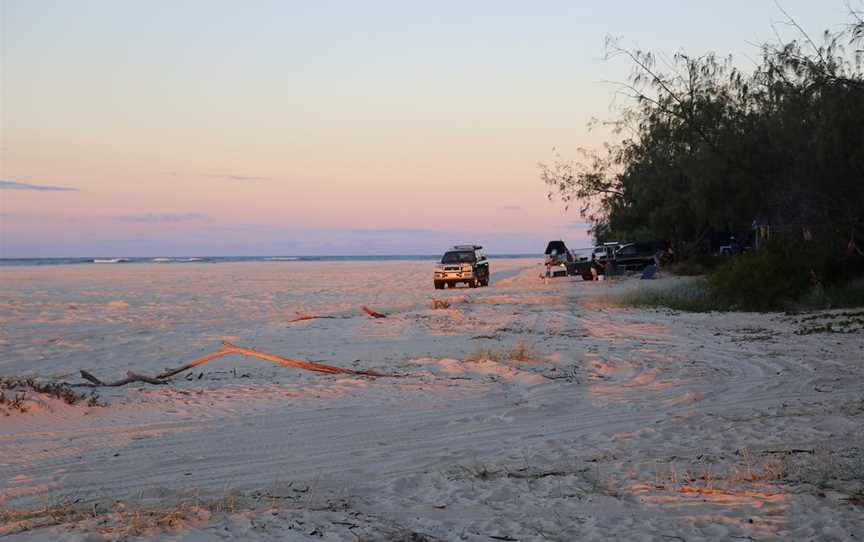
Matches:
[219,341,382,376]
[77,340,386,387]
[156,349,235,380]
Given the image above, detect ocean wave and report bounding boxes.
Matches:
[152,257,206,263]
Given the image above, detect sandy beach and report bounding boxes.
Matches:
[1,259,863,540]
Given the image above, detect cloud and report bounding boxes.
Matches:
[0,180,78,192]
[350,228,435,235]
[206,174,270,181]
[112,213,209,223]
[497,205,522,211]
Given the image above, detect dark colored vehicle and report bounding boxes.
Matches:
[544,240,578,277]
[614,241,668,271]
[572,240,668,279]
[434,245,490,289]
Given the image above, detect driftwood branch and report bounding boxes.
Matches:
[362,306,387,318]
[288,311,339,323]
[288,306,388,322]
[127,371,169,385]
[156,349,234,380]
[219,341,383,376]
[79,370,104,386]
[77,341,389,387]
[78,370,169,387]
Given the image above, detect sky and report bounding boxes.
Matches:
[0,0,852,257]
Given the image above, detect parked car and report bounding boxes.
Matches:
[571,241,668,279]
[614,241,668,271]
[434,245,489,289]
[544,240,577,277]
[593,242,622,262]
[573,242,620,280]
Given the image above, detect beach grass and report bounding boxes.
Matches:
[609,279,729,312]
[0,378,103,415]
[0,487,243,538]
[465,340,539,363]
[610,277,864,313]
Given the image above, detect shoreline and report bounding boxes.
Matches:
[0,254,543,269]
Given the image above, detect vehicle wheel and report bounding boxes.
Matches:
[434,281,443,290]
[469,278,477,288]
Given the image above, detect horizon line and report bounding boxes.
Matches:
[0,253,545,260]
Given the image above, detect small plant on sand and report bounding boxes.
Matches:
[0,487,248,538]
[465,348,501,363]
[848,489,864,507]
[507,340,537,362]
[429,298,451,309]
[638,449,805,499]
[9,392,28,414]
[0,498,79,535]
[0,378,103,415]
[465,341,540,364]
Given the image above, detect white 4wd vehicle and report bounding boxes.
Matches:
[434,245,490,289]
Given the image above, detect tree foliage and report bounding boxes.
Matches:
[542,8,864,268]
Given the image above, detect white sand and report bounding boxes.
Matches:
[1,260,863,540]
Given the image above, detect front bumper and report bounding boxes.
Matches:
[435,270,474,281]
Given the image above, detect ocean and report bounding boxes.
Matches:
[0,254,538,267]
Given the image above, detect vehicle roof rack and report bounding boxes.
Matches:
[452,244,482,250]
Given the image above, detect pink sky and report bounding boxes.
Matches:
[0,1,842,256]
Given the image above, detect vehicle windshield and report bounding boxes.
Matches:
[441,251,476,264]
[616,245,636,256]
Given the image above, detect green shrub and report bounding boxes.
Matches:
[668,254,726,276]
[708,243,812,310]
[613,240,864,312]
[614,275,864,313]
[796,277,864,310]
